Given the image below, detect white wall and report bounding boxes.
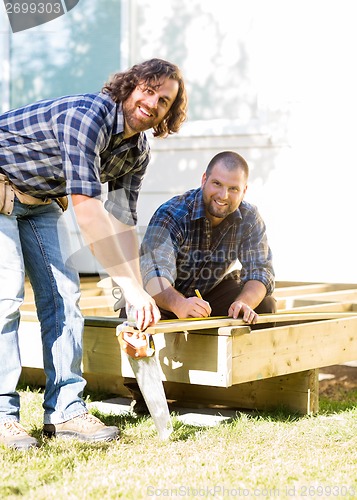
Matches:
[135,0,357,284]
[2,0,356,283]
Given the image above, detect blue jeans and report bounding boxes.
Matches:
[0,198,87,424]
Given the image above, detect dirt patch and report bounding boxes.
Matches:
[319,364,357,401]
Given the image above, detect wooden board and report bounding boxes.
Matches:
[119,316,357,387]
[276,288,357,310]
[18,278,357,415]
[144,312,357,335]
[164,370,319,415]
[231,316,357,384]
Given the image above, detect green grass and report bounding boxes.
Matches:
[1,386,357,499]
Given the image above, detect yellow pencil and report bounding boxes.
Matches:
[195,289,202,299]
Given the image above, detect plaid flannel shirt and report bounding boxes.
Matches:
[0,92,150,225]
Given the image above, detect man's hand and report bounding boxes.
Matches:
[228,300,258,324]
[228,280,268,324]
[112,281,161,331]
[145,277,212,319]
[173,296,212,319]
[124,293,161,331]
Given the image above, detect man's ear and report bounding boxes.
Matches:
[201,172,207,188]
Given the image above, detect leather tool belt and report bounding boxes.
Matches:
[0,173,68,214]
[0,173,15,215]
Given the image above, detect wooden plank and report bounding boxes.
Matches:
[275,281,317,288]
[274,283,357,298]
[164,370,319,415]
[80,288,107,298]
[82,373,129,396]
[83,322,249,387]
[19,314,357,385]
[277,301,357,314]
[20,367,46,387]
[79,307,117,317]
[231,316,357,385]
[83,316,357,389]
[279,289,357,304]
[273,283,335,297]
[145,312,357,335]
[121,331,236,387]
[21,294,117,310]
[83,313,357,336]
[21,298,118,318]
[19,367,130,398]
[19,365,319,415]
[17,277,357,416]
[82,325,122,376]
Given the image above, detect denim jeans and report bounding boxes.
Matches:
[0,198,87,424]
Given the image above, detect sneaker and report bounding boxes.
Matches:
[43,413,120,442]
[0,421,39,450]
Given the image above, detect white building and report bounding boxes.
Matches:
[1,0,356,283]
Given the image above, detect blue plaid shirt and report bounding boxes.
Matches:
[0,92,150,225]
[140,188,275,297]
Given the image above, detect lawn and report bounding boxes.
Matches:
[1,385,357,499]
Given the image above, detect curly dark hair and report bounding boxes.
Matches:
[102,58,187,138]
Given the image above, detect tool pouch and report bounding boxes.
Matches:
[12,184,51,207]
[0,173,15,215]
[0,173,68,213]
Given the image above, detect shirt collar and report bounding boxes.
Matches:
[113,102,125,135]
[111,102,147,152]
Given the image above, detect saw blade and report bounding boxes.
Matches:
[127,354,173,440]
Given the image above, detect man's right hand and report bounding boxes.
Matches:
[120,282,161,331]
[174,296,212,319]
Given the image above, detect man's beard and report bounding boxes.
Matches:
[206,199,231,219]
[122,100,156,134]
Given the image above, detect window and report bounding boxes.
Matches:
[1,0,122,110]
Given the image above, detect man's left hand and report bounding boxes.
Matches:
[228,301,258,324]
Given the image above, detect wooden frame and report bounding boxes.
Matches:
[19,279,357,415]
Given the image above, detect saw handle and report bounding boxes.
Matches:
[117,324,155,358]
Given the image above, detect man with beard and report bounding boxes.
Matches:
[124,151,276,415]
[0,59,187,449]
[140,150,275,323]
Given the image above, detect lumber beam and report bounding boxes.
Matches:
[231,316,357,384]
[277,301,357,314]
[17,278,357,415]
[164,369,319,415]
[273,282,357,298]
[82,324,122,376]
[144,312,357,335]
[19,314,357,386]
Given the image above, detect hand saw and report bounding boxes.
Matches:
[116,311,173,441]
